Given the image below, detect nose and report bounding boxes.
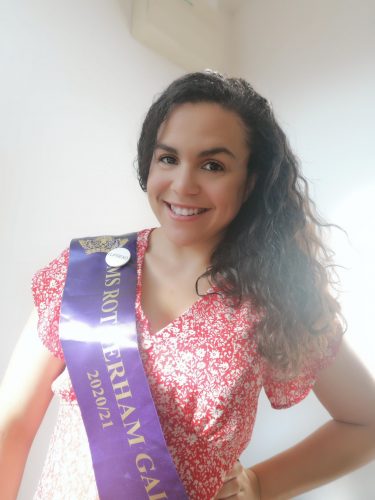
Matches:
[171,164,200,196]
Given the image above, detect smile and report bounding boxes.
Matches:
[166,203,208,217]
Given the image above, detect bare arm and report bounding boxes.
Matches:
[215,339,375,499]
[0,309,65,500]
[250,339,375,499]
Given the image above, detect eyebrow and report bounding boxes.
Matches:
[154,143,237,159]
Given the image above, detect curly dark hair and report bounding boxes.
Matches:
[137,71,344,373]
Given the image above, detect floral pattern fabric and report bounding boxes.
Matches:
[31,229,341,499]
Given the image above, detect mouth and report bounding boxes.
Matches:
[164,202,209,217]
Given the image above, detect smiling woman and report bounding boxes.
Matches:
[1,71,375,500]
[146,102,252,250]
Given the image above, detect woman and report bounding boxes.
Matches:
[1,71,375,499]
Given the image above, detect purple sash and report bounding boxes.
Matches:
[59,233,188,500]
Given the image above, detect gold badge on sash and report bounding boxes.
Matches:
[78,236,129,255]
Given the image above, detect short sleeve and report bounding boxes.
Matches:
[31,248,69,359]
[262,328,343,409]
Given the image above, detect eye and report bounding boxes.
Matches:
[159,155,177,165]
[202,161,224,172]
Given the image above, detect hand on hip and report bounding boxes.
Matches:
[214,461,260,499]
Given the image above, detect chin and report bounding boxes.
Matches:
[163,223,224,250]
[166,230,201,247]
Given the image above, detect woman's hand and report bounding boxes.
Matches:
[214,461,261,499]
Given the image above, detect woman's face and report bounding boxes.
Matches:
[146,102,252,249]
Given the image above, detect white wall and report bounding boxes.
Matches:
[231,1,375,498]
[0,0,182,497]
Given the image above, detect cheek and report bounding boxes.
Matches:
[217,181,248,213]
[146,172,172,216]
[146,168,164,196]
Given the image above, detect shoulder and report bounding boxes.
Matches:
[31,248,70,360]
[137,228,153,251]
[31,229,152,297]
[31,248,70,304]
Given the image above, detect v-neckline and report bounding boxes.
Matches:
[136,228,215,337]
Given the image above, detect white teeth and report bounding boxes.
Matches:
[169,204,206,216]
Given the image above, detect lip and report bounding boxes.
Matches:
[164,201,210,221]
[164,201,209,210]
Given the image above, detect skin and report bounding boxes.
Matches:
[0,310,65,499]
[1,102,374,499]
[143,102,254,334]
[146,102,252,252]
[215,341,375,499]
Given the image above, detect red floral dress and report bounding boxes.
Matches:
[31,229,341,499]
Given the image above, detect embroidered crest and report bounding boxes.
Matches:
[78,236,129,255]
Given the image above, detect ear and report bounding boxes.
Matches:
[242,172,257,203]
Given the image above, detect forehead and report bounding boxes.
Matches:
[156,102,249,153]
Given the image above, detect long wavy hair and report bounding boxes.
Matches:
[137,71,344,373]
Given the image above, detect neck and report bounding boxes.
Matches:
[148,227,219,270]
